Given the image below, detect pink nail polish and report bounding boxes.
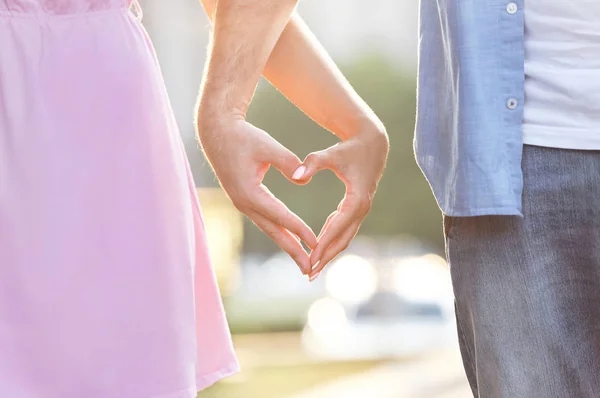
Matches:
[292,165,306,180]
[309,272,320,282]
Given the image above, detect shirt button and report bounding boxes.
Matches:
[506,2,518,14]
[507,98,518,109]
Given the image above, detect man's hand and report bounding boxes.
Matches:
[197,0,313,271]
[197,117,317,274]
[293,126,389,281]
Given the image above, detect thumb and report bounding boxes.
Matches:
[292,148,334,184]
[267,139,304,183]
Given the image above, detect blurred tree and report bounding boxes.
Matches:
[230,54,444,254]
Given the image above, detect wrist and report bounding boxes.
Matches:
[324,103,386,141]
[342,115,387,143]
[196,96,246,135]
[353,118,389,158]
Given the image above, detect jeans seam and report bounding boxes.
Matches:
[454,303,478,396]
[455,304,475,369]
[446,223,477,395]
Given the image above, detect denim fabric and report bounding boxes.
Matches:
[415,0,525,216]
[444,145,600,397]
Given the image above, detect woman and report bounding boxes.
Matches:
[0,1,238,397]
[1,0,389,396]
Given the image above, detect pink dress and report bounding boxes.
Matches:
[0,1,239,397]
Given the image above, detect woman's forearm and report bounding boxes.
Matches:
[263,14,385,140]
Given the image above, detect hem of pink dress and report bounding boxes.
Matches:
[150,361,241,398]
[196,361,241,391]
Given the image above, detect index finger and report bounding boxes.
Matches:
[310,202,360,267]
[248,210,312,274]
[249,185,318,249]
[309,220,361,279]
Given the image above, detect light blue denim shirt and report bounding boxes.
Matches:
[414,0,525,216]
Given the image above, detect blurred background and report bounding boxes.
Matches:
[139,1,471,397]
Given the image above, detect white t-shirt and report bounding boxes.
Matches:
[523,1,600,149]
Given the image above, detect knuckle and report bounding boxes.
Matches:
[355,195,372,214]
[271,211,286,227]
[304,152,321,166]
[275,151,295,169]
[283,150,300,164]
[282,208,300,230]
[263,226,280,241]
[340,241,351,252]
[328,146,344,164]
[275,217,286,228]
[243,189,263,212]
[278,207,291,225]
[234,191,257,213]
[232,198,249,213]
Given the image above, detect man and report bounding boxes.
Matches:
[199,0,600,396]
[196,0,389,282]
[415,1,600,397]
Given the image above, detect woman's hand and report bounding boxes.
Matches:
[197,117,317,274]
[293,125,389,281]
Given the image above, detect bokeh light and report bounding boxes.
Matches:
[325,254,378,305]
[306,297,348,335]
[392,254,453,305]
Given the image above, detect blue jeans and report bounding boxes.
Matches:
[445,145,600,397]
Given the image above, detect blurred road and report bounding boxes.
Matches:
[289,346,472,398]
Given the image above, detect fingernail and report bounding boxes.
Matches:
[311,259,320,270]
[309,272,320,282]
[292,165,306,180]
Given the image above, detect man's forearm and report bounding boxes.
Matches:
[199,1,386,141]
[197,0,298,122]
